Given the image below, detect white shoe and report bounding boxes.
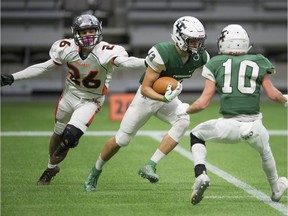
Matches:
[191,172,210,205]
[271,177,288,202]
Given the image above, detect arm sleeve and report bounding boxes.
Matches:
[113,56,146,69]
[145,46,166,73]
[201,65,216,82]
[12,59,58,80]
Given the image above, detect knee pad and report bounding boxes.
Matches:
[61,124,84,148]
[168,118,190,143]
[115,130,134,147]
[190,132,205,148]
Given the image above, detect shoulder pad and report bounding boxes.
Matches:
[94,41,128,63]
[49,39,76,64]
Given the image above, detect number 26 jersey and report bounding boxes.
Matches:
[49,39,128,99]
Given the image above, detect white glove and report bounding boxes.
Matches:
[176,103,190,117]
[163,82,182,103]
[283,94,288,108]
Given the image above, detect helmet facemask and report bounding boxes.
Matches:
[74,27,102,48]
[185,36,206,58]
[72,14,103,48]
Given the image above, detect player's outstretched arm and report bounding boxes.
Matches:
[186,79,216,114]
[1,59,58,87]
[113,56,146,69]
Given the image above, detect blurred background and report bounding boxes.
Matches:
[1,0,287,100]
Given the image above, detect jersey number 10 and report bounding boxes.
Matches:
[222,59,259,94]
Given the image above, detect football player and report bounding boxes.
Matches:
[84,16,210,192]
[176,24,288,204]
[1,14,146,185]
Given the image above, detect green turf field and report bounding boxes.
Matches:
[1,100,287,216]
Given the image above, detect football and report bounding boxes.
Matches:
[152,77,178,94]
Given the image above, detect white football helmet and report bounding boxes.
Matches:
[71,14,103,48]
[217,24,252,54]
[171,16,206,55]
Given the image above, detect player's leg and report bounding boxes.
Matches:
[49,132,63,157]
[138,98,190,183]
[37,127,80,186]
[53,96,103,163]
[38,96,101,185]
[37,94,73,185]
[85,89,154,191]
[101,90,154,162]
[190,132,210,205]
[37,132,64,184]
[57,97,102,161]
[84,136,121,192]
[190,119,223,176]
[189,121,214,205]
[245,120,288,202]
[50,124,84,164]
[189,118,240,205]
[38,125,84,186]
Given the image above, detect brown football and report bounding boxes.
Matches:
[152,77,178,94]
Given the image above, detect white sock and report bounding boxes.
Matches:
[150,149,166,164]
[261,150,278,191]
[191,143,207,165]
[95,155,106,170]
[48,163,57,169]
[48,157,57,169]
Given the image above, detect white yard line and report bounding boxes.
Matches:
[1,130,287,215]
[1,130,287,137]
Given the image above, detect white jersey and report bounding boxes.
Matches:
[50,39,128,99]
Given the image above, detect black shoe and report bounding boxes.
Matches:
[37,166,60,185]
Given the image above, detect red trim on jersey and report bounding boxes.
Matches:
[86,111,97,127]
[102,85,108,95]
[111,57,117,65]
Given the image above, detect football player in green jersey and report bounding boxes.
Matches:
[176,24,288,205]
[84,16,210,192]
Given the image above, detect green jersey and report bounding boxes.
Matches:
[203,54,275,116]
[139,42,210,83]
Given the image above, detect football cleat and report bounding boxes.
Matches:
[191,172,210,205]
[37,166,60,185]
[271,177,288,202]
[138,164,159,183]
[84,166,102,192]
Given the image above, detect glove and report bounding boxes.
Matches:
[176,103,190,117]
[1,74,14,86]
[283,94,288,108]
[163,82,182,103]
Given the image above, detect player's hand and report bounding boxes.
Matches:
[163,81,182,103]
[1,74,14,87]
[176,103,190,117]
